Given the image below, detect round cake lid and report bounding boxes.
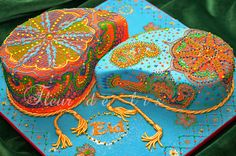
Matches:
[1,9,97,72]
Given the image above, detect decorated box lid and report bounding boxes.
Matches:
[0,8,128,78]
[0,8,128,116]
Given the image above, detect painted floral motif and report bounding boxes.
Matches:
[111,41,160,68]
[143,22,159,32]
[171,29,234,83]
[169,149,179,156]
[75,144,96,156]
[176,113,196,127]
[5,10,95,70]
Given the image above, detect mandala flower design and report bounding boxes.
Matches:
[75,144,96,156]
[5,10,95,70]
[171,29,234,83]
[143,22,159,32]
[176,113,196,127]
[111,41,160,68]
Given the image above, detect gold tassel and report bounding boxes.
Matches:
[106,98,137,121]
[70,110,88,136]
[96,92,163,150]
[115,96,163,150]
[52,109,88,149]
[141,124,163,150]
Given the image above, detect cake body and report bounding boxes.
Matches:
[0,8,128,115]
[95,28,235,110]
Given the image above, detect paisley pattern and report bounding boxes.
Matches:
[111,42,160,68]
[94,10,128,59]
[5,10,95,70]
[95,21,116,59]
[106,72,196,108]
[0,8,129,115]
[171,29,234,83]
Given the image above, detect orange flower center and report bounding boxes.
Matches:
[46,34,54,40]
[204,47,216,59]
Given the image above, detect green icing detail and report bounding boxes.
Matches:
[176,42,186,52]
[97,21,117,51]
[144,76,154,91]
[188,33,206,38]
[73,48,95,91]
[107,74,120,88]
[224,72,233,79]
[38,72,72,100]
[2,67,36,98]
[118,56,127,63]
[178,58,189,69]
[194,70,218,78]
[64,19,93,33]
[84,150,91,155]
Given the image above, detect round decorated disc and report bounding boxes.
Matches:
[171,29,234,83]
[2,9,96,71]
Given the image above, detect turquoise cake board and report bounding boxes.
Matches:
[0,0,235,155]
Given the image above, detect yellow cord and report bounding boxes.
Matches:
[96,80,234,114]
[96,80,234,150]
[52,109,88,149]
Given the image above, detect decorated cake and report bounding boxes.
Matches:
[0,0,235,155]
[0,8,129,149]
[0,8,128,116]
[95,28,235,149]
